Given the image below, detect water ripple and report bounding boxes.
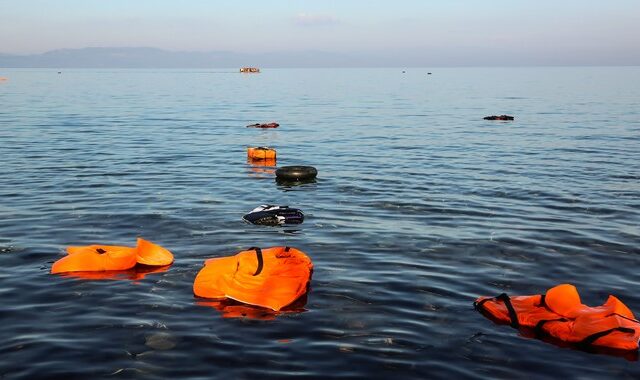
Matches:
[0,67,639,379]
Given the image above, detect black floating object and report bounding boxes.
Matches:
[427,72,432,75]
[243,205,304,226]
[484,115,514,121]
[275,166,318,181]
[246,122,279,128]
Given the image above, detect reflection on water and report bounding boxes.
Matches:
[196,295,309,321]
[56,265,171,281]
[246,158,277,177]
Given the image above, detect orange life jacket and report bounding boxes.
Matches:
[135,238,174,266]
[475,284,640,351]
[51,238,174,274]
[193,246,313,311]
[247,147,277,160]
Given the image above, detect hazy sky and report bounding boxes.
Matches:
[1,0,639,65]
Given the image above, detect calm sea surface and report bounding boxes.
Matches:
[0,67,639,379]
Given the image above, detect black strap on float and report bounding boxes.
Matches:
[607,312,640,325]
[474,293,519,329]
[284,246,291,252]
[497,293,520,328]
[579,327,636,347]
[539,294,546,307]
[474,298,492,312]
[533,318,568,337]
[96,248,106,254]
[248,247,264,276]
[538,294,561,315]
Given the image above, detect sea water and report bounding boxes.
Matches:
[0,67,639,379]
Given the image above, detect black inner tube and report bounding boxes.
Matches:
[275,166,318,181]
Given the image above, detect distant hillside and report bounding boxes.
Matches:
[0,47,364,68]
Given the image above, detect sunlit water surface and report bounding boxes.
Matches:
[0,67,639,379]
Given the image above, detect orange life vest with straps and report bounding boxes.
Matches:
[193,246,313,311]
[475,284,640,351]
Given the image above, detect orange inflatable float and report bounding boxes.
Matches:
[193,246,313,311]
[475,284,640,351]
[247,146,276,160]
[51,238,174,274]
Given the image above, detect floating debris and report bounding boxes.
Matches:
[246,122,279,128]
[243,205,304,226]
[483,115,514,121]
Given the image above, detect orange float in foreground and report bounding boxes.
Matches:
[51,238,174,274]
[193,246,313,311]
[475,284,640,351]
[247,146,276,160]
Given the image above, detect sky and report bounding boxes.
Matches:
[1,0,639,66]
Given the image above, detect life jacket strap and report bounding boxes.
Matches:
[474,293,519,328]
[579,327,637,347]
[607,312,640,325]
[248,247,264,276]
[496,293,520,328]
[539,294,546,307]
[534,318,568,337]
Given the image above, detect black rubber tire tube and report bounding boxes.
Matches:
[275,166,318,181]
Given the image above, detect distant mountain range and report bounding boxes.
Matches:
[3,46,637,68]
[0,47,373,68]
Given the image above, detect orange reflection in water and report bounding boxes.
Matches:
[247,158,277,177]
[196,294,308,320]
[57,264,171,281]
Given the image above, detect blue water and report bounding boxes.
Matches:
[0,67,639,379]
